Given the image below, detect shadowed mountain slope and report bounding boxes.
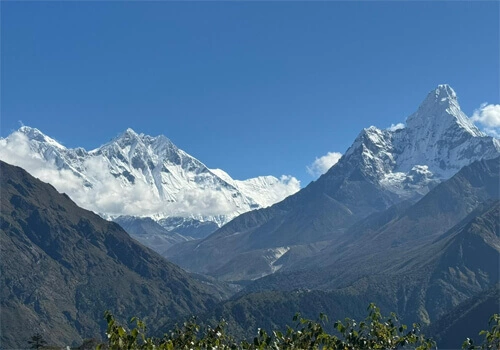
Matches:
[287,156,500,273]
[427,284,500,349]
[0,161,226,348]
[196,200,499,342]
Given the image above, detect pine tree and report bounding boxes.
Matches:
[28,333,47,350]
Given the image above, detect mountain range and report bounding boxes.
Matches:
[1,84,499,348]
[165,84,500,281]
[0,126,300,242]
[190,158,499,348]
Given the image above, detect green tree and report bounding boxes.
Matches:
[463,314,500,350]
[28,333,47,350]
[100,303,436,349]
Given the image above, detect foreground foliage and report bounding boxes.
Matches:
[463,314,500,350]
[26,305,497,349]
[97,304,437,349]
[28,333,48,350]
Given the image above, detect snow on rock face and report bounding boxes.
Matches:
[338,85,499,199]
[397,84,490,176]
[0,127,300,226]
[254,247,291,279]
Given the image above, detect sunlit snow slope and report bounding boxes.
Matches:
[341,84,500,199]
[0,127,300,227]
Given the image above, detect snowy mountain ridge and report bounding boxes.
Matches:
[340,84,500,199]
[1,84,498,237]
[0,127,300,227]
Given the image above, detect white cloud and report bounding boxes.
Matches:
[306,151,342,178]
[471,103,500,137]
[80,157,166,217]
[279,174,301,190]
[0,135,231,218]
[388,123,405,132]
[268,175,300,201]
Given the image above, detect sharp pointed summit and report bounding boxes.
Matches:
[406,84,483,138]
[124,127,138,135]
[416,84,458,115]
[425,84,457,104]
[18,126,67,150]
[109,127,146,148]
[409,84,458,118]
[339,85,499,186]
[338,84,497,197]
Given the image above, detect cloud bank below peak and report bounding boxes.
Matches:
[0,130,300,222]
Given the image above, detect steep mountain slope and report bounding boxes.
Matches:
[290,156,500,272]
[243,157,499,294]
[113,215,192,254]
[0,127,299,234]
[202,289,397,342]
[0,161,227,349]
[198,199,499,341]
[428,284,500,349]
[166,85,500,280]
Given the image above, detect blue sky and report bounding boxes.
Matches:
[1,1,499,186]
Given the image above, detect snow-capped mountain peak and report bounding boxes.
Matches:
[0,127,300,227]
[424,83,457,103]
[406,84,483,138]
[338,85,499,199]
[96,128,185,169]
[19,126,67,150]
